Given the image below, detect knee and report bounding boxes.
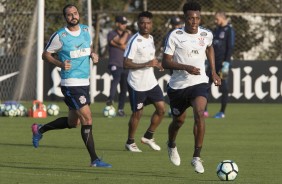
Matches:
[68,122,79,128]
[171,119,184,129]
[156,107,166,116]
[194,110,206,122]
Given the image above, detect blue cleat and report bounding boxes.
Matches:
[90,158,112,168]
[31,123,43,148]
[213,112,225,119]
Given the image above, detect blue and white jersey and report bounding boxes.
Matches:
[124,32,158,91]
[45,24,91,86]
[164,27,213,89]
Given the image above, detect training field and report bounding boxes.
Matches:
[0,102,281,184]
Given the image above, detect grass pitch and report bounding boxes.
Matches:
[0,102,281,184]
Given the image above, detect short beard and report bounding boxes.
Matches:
[68,19,80,27]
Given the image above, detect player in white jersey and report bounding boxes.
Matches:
[31,4,111,168]
[123,11,165,152]
[163,1,221,173]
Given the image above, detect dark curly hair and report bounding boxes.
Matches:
[138,11,153,19]
[63,4,78,18]
[183,1,201,14]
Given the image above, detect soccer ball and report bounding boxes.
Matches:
[47,104,60,116]
[16,104,27,117]
[216,160,239,181]
[0,104,5,116]
[103,105,116,118]
[4,104,17,117]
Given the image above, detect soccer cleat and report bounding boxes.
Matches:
[191,157,204,174]
[117,109,125,117]
[125,142,142,152]
[204,111,209,118]
[141,137,161,151]
[90,158,112,168]
[31,123,43,148]
[167,145,181,166]
[213,112,225,118]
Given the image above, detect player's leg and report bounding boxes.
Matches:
[220,79,228,114]
[77,103,111,167]
[107,65,121,106]
[214,78,228,118]
[191,96,206,156]
[191,95,207,174]
[141,85,165,151]
[117,69,128,116]
[31,86,79,148]
[125,85,144,152]
[166,87,187,166]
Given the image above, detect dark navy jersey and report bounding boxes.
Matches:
[213,23,235,70]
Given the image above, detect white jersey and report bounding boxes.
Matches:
[124,32,158,91]
[164,27,213,89]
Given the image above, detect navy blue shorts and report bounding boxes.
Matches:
[167,83,210,116]
[128,84,164,112]
[61,86,90,110]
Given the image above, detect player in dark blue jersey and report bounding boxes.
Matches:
[205,11,235,118]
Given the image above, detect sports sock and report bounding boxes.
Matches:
[81,125,98,162]
[126,138,135,144]
[144,130,154,139]
[167,141,176,148]
[193,146,202,157]
[39,117,69,134]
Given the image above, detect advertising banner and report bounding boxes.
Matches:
[44,60,282,103]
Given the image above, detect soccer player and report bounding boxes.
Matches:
[106,16,131,117]
[205,11,235,118]
[123,11,166,152]
[31,4,111,168]
[162,1,221,173]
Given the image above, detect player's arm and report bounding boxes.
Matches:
[42,33,71,70]
[90,44,99,64]
[110,38,126,50]
[162,53,200,75]
[113,30,131,45]
[224,26,235,62]
[206,45,221,86]
[42,51,71,70]
[124,57,162,70]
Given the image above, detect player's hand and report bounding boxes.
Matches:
[90,52,99,63]
[185,65,200,75]
[148,59,164,71]
[220,61,230,79]
[212,72,221,86]
[62,60,72,70]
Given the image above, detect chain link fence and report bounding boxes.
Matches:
[0,0,281,101]
[92,0,282,61]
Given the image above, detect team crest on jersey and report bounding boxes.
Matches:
[61,32,67,37]
[200,32,207,36]
[198,37,205,46]
[176,30,183,34]
[82,27,88,32]
[79,95,87,104]
[219,31,225,39]
[137,39,142,42]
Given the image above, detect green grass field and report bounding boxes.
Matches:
[0,102,281,184]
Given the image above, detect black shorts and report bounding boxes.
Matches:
[61,86,90,110]
[167,83,210,116]
[128,84,164,112]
